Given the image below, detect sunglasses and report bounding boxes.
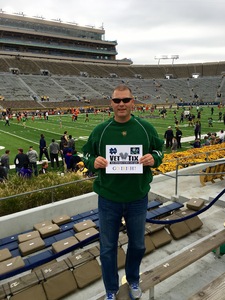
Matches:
[111,98,132,104]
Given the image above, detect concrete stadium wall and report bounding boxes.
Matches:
[0,160,223,239]
[0,192,98,238]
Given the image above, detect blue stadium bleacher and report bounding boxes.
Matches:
[0,200,183,280]
[146,202,184,221]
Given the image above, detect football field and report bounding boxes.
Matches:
[0,106,224,162]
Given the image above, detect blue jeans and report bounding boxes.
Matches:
[98,195,148,293]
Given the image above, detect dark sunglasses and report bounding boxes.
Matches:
[111,98,132,104]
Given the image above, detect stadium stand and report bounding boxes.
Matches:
[0,12,224,108]
[0,11,225,300]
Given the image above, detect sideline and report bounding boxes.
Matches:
[181,131,220,143]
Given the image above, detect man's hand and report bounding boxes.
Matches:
[94,156,108,169]
[139,154,155,166]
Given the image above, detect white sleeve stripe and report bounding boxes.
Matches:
[152,150,163,157]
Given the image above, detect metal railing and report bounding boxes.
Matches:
[0,147,224,205]
[0,176,96,203]
[174,159,225,196]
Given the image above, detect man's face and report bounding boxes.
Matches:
[111,89,134,123]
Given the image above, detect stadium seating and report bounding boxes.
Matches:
[0,199,171,281]
[0,55,224,107]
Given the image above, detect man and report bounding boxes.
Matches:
[0,149,10,175]
[49,139,60,168]
[61,131,68,146]
[70,150,82,172]
[14,148,29,174]
[82,85,164,300]
[39,134,50,161]
[194,121,201,140]
[5,115,10,126]
[39,161,48,174]
[175,127,182,149]
[0,162,7,182]
[27,146,38,176]
[218,129,225,143]
[68,134,75,151]
[164,126,174,148]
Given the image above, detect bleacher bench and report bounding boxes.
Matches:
[188,271,225,299]
[97,228,225,300]
[0,200,162,280]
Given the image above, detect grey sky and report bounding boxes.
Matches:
[1,0,225,65]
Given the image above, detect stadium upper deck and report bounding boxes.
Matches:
[0,13,225,107]
[0,12,124,64]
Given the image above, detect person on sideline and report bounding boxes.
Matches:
[164,126,174,148]
[0,162,7,182]
[27,146,38,176]
[175,127,182,149]
[14,148,29,174]
[171,137,178,153]
[49,139,60,169]
[0,149,10,176]
[39,134,50,161]
[68,134,75,151]
[82,84,164,300]
[39,161,49,174]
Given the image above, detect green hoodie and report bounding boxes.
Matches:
[82,115,164,202]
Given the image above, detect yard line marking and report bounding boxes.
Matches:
[0,129,39,145]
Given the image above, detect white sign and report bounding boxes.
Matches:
[105,145,143,174]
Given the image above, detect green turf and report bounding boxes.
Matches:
[0,106,224,163]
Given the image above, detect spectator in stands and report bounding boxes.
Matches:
[210,134,217,145]
[82,84,164,300]
[218,130,225,143]
[164,126,174,148]
[203,135,210,146]
[190,138,201,148]
[39,134,50,161]
[0,150,10,175]
[76,161,88,177]
[49,139,60,169]
[14,148,30,174]
[39,161,48,174]
[27,146,38,176]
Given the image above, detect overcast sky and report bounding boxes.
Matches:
[1,0,225,65]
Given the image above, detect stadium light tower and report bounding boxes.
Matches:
[154,55,179,66]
